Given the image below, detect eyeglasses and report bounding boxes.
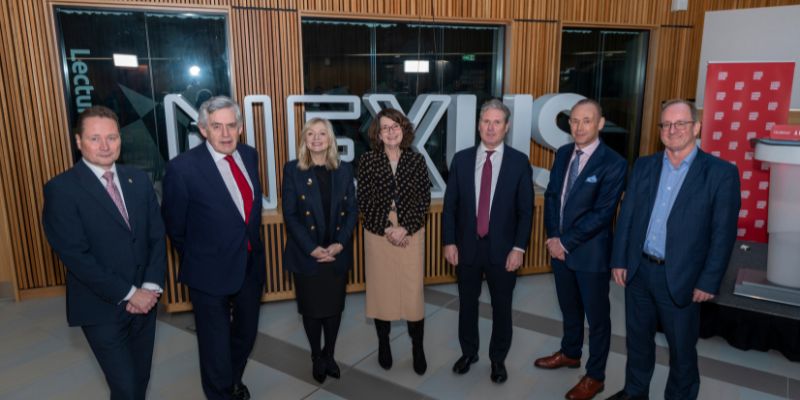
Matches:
[658,120,695,131]
[380,123,401,133]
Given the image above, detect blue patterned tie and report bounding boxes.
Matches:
[561,150,583,231]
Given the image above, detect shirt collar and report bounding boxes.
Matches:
[575,138,601,158]
[82,158,118,181]
[478,142,504,157]
[662,146,698,170]
[206,141,238,162]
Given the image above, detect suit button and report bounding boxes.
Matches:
[343,195,348,200]
[310,225,316,230]
[336,226,340,231]
[305,211,311,216]
[300,195,305,200]
[340,211,345,216]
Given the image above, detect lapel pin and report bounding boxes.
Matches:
[128,178,133,183]
[307,178,313,186]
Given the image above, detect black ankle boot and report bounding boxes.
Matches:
[375,319,393,369]
[324,351,340,378]
[312,355,327,383]
[408,319,427,375]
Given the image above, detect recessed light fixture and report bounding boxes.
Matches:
[189,65,201,77]
[112,53,138,68]
[404,60,430,74]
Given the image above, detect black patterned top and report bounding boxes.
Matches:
[357,149,431,236]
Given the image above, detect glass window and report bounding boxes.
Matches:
[302,18,504,177]
[55,7,231,185]
[559,28,649,165]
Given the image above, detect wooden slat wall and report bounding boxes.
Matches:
[2,0,797,305]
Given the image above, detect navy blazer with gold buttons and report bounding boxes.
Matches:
[281,160,357,276]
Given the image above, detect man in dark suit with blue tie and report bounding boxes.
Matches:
[43,106,166,400]
[606,100,741,400]
[534,99,626,400]
[162,96,265,400]
[443,99,534,384]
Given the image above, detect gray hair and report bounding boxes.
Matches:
[661,99,698,122]
[479,98,511,123]
[197,96,242,129]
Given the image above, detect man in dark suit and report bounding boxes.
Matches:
[606,100,741,400]
[534,99,626,400]
[162,96,265,400]
[442,99,534,384]
[43,106,166,400]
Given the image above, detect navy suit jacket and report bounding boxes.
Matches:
[281,160,357,276]
[442,145,534,265]
[611,149,741,306]
[43,161,166,326]
[162,143,265,296]
[544,142,626,272]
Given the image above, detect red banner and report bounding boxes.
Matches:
[701,62,795,243]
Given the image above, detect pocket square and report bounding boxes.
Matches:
[586,175,598,183]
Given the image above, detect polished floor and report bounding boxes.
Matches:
[1,274,798,399]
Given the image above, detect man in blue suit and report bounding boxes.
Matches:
[606,100,741,400]
[534,99,626,400]
[443,99,534,384]
[43,106,166,400]
[162,96,265,400]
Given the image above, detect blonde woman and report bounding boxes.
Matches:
[282,118,357,383]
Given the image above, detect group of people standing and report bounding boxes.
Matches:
[43,94,740,400]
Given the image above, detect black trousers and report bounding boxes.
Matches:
[189,254,264,400]
[82,307,157,400]
[456,238,517,362]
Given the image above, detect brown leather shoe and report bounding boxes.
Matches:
[533,351,581,369]
[565,376,604,400]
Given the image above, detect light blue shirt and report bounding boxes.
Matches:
[643,147,698,259]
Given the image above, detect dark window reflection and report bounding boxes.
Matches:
[302,19,504,177]
[559,28,649,165]
[55,7,231,186]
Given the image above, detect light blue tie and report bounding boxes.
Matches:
[560,149,583,231]
[564,149,583,200]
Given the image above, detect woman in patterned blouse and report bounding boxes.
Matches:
[357,108,432,375]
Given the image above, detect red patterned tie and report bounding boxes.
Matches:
[224,155,253,250]
[476,150,494,238]
[102,171,129,228]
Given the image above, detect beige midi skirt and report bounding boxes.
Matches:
[364,211,425,321]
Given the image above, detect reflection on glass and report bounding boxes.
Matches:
[301,18,504,177]
[559,28,649,165]
[55,7,231,186]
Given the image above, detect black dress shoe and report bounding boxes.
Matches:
[452,354,479,374]
[312,356,327,384]
[490,361,507,383]
[325,356,341,379]
[605,390,649,400]
[232,383,251,400]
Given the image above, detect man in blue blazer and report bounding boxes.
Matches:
[162,97,265,400]
[443,99,534,384]
[43,106,166,400]
[607,100,741,400]
[535,99,626,400]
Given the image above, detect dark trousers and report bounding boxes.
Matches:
[82,308,157,400]
[189,255,264,400]
[456,238,517,362]
[551,259,611,381]
[624,256,700,400]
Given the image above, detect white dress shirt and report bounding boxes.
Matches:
[206,142,254,221]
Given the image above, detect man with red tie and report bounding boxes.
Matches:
[442,99,534,383]
[162,96,265,400]
[43,106,166,400]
